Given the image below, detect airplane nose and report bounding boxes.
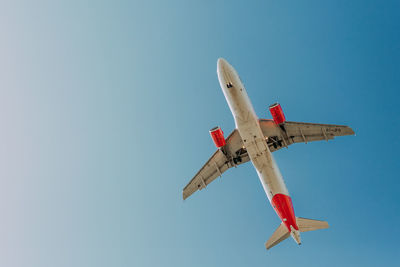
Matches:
[217,58,228,71]
[217,58,234,88]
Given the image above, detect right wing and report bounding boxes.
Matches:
[183,129,249,200]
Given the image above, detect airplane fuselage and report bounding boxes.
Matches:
[217,58,301,244]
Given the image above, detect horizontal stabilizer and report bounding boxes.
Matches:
[296,217,329,232]
[265,223,290,250]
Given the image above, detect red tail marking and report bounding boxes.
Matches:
[271,194,298,232]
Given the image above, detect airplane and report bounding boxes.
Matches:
[182,58,355,250]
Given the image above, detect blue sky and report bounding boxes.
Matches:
[0,0,399,266]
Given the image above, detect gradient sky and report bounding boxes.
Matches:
[1,1,399,266]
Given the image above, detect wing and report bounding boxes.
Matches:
[183,129,250,200]
[259,119,355,152]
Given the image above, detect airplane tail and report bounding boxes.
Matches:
[265,223,290,250]
[296,217,329,232]
[265,217,329,250]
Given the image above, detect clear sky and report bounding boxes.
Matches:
[1,0,399,266]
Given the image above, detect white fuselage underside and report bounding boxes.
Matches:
[217,58,289,201]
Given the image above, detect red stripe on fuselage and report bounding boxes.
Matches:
[271,194,298,232]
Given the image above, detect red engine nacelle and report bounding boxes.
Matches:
[269,103,286,124]
[209,126,226,148]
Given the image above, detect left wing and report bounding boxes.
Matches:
[259,119,355,152]
[183,129,250,200]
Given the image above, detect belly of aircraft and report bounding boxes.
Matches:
[237,120,289,201]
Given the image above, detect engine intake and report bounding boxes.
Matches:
[269,103,286,125]
[209,126,226,148]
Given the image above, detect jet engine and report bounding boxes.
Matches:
[209,126,226,148]
[269,103,286,125]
